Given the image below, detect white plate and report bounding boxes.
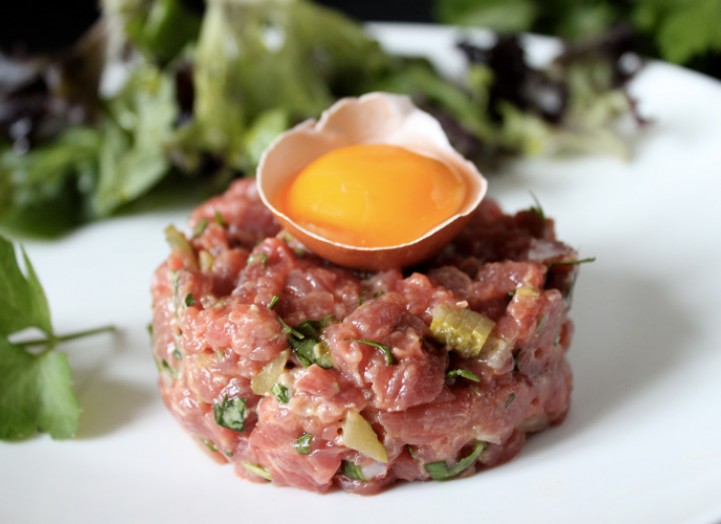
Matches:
[3,23,721,524]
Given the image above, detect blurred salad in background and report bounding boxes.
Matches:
[437,0,721,71]
[0,0,646,237]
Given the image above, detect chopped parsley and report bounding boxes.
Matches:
[341,461,367,482]
[243,462,271,481]
[277,315,305,340]
[288,318,334,369]
[212,395,246,433]
[247,252,268,267]
[271,383,290,404]
[345,338,396,365]
[293,432,313,455]
[529,191,546,222]
[446,368,481,382]
[548,257,597,268]
[198,438,217,453]
[424,441,486,481]
[505,393,516,408]
[214,210,228,229]
[184,293,197,307]
[192,218,209,238]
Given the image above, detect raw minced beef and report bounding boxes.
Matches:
[150,178,580,494]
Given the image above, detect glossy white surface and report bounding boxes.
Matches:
[2,24,721,524]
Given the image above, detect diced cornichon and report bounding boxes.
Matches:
[251,350,289,396]
[341,411,388,463]
[430,304,496,358]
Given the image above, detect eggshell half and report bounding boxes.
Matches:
[257,92,487,271]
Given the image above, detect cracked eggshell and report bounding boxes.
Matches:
[256,92,488,271]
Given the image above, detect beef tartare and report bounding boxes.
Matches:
[151,178,579,494]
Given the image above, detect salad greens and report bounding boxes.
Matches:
[0,0,644,237]
[0,234,115,440]
[437,0,721,67]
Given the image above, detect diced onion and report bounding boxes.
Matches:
[251,350,289,395]
[341,411,388,463]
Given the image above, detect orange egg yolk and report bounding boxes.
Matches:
[279,144,466,248]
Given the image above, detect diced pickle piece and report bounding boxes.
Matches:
[430,304,496,358]
[341,411,388,463]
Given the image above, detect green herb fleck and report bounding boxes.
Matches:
[198,438,217,453]
[341,461,367,482]
[505,393,516,408]
[267,294,280,310]
[548,257,597,268]
[184,293,197,307]
[192,218,209,238]
[272,383,290,404]
[345,338,396,365]
[158,358,177,378]
[248,252,268,267]
[213,395,246,433]
[172,347,182,360]
[214,210,228,229]
[529,191,546,222]
[293,432,313,455]
[288,318,334,369]
[243,462,272,481]
[277,315,304,340]
[424,441,486,481]
[446,368,481,382]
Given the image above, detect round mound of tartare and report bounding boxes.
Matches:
[151,178,579,494]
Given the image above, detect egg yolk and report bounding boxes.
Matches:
[279,144,466,248]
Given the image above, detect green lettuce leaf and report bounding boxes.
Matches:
[0,337,80,440]
[0,128,100,237]
[0,234,115,440]
[91,63,175,217]
[0,236,52,336]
